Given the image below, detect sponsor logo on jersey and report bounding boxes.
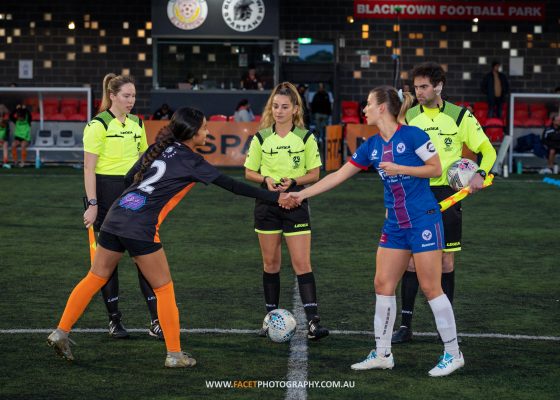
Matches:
[422,229,432,241]
[371,149,378,159]
[222,0,265,32]
[119,192,147,211]
[162,145,177,159]
[396,142,406,153]
[421,242,435,247]
[167,0,208,31]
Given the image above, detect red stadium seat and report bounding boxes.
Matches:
[455,101,471,109]
[473,101,488,111]
[473,109,487,125]
[341,116,361,124]
[228,115,235,121]
[209,114,228,121]
[31,111,40,121]
[529,103,546,113]
[525,117,546,127]
[66,113,87,121]
[514,102,529,112]
[253,115,262,122]
[531,108,547,120]
[341,101,360,117]
[513,108,529,126]
[46,112,66,121]
[60,104,78,118]
[483,118,505,142]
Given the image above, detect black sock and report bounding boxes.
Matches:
[441,271,455,304]
[297,272,318,322]
[101,266,120,316]
[136,265,158,322]
[263,271,280,313]
[400,271,419,328]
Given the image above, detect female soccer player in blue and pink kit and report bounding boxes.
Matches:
[289,86,464,377]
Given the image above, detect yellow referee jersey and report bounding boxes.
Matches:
[244,125,322,182]
[405,101,489,186]
[83,110,148,175]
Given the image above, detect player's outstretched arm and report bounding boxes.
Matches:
[290,162,361,204]
[380,153,442,178]
[212,173,283,204]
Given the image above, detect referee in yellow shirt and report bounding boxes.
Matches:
[392,62,497,344]
[83,73,162,339]
[244,82,329,341]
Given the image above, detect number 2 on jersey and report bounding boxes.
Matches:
[137,160,166,194]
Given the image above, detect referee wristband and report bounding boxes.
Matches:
[262,176,269,184]
[289,178,297,188]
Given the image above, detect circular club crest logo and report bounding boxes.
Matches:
[167,0,208,31]
[222,0,265,32]
[396,142,406,154]
[422,230,433,241]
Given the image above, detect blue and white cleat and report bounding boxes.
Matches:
[428,352,465,377]
[351,350,394,370]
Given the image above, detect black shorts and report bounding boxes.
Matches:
[94,174,126,232]
[431,185,462,252]
[254,185,311,236]
[98,230,163,257]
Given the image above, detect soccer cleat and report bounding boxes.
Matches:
[391,326,413,344]
[351,350,394,370]
[2,163,11,169]
[428,352,465,377]
[307,317,329,341]
[164,352,197,368]
[258,316,269,338]
[47,329,75,361]
[108,312,129,339]
[149,319,164,340]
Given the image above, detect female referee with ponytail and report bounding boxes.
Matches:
[48,107,296,368]
[82,73,161,339]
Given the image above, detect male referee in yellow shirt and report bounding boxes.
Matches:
[392,62,497,343]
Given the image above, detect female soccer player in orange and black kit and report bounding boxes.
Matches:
[48,107,296,367]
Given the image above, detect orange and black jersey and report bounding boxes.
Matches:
[101,141,278,243]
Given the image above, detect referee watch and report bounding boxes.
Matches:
[87,198,98,207]
[475,169,487,179]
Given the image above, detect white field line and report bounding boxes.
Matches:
[285,278,308,400]
[0,326,560,342]
[0,328,558,341]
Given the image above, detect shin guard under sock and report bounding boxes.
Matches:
[154,281,181,352]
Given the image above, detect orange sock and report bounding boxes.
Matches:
[11,147,17,163]
[154,281,181,352]
[21,148,27,162]
[58,271,108,332]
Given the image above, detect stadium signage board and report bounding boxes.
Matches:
[222,0,265,32]
[354,0,545,21]
[167,0,209,30]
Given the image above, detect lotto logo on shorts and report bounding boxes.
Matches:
[380,233,388,244]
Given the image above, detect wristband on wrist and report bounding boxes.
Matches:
[476,169,487,179]
[262,176,269,184]
[289,178,297,188]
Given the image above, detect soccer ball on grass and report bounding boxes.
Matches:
[264,309,297,343]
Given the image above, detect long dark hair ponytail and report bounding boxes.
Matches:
[134,107,205,184]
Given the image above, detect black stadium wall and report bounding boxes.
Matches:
[0,0,558,114]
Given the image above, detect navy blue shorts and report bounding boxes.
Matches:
[98,230,162,257]
[379,218,444,254]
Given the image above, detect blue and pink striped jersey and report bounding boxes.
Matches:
[350,124,440,228]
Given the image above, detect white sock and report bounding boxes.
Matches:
[428,294,460,358]
[374,294,396,357]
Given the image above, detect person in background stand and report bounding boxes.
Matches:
[240,64,263,90]
[10,104,31,167]
[311,83,332,145]
[0,104,10,168]
[233,99,255,122]
[83,73,163,340]
[539,115,560,174]
[297,84,311,129]
[152,103,174,120]
[481,61,509,119]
